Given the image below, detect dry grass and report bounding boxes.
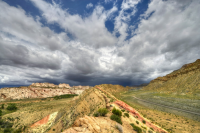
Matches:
[2,98,73,129]
[121,91,200,133]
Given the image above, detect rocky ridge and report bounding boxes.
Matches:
[0,83,90,101]
[143,59,200,94]
[28,85,167,133]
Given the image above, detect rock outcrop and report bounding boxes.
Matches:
[0,83,90,101]
[143,59,200,94]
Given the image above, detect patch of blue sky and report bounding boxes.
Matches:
[104,0,122,33]
[125,0,151,40]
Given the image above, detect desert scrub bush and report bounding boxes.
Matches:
[3,128,13,133]
[121,109,125,112]
[136,121,139,124]
[124,113,129,118]
[54,94,78,100]
[93,112,100,117]
[130,123,142,133]
[1,104,4,109]
[148,130,153,133]
[142,120,146,124]
[13,127,23,133]
[115,124,123,133]
[98,108,109,116]
[112,108,122,116]
[6,103,17,111]
[110,114,122,124]
[0,109,2,116]
[93,108,109,117]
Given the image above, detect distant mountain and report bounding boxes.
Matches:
[143,59,200,94]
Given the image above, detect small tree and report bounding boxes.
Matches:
[6,103,17,111]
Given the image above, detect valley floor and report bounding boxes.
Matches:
[120,89,200,133]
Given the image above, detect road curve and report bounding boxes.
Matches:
[132,96,200,116]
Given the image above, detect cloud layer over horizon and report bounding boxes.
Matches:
[0,0,200,87]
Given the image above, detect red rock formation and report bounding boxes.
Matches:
[114,101,167,133]
[31,115,50,128]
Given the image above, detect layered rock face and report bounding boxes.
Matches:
[0,83,90,101]
[144,59,200,94]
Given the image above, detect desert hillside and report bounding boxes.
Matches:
[0,83,90,101]
[0,85,167,133]
[143,59,200,94]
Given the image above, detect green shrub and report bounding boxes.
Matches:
[148,130,153,133]
[98,108,109,116]
[130,123,142,133]
[112,108,122,116]
[4,128,13,133]
[53,94,78,100]
[142,120,146,124]
[0,110,2,116]
[150,127,154,131]
[121,109,125,112]
[136,121,139,124]
[6,103,17,111]
[124,113,129,118]
[7,117,14,121]
[1,104,4,109]
[93,112,100,117]
[110,114,122,125]
[13,127,23,133]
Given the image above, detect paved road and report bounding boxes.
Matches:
[132,96,200,116]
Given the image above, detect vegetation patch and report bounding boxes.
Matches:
[6,103,17,111]
[93,108,109,117]
[1,104,4,109]
[110,114,122,125]
[112,108,122,116]
[124,113,129,118]
[130,123,142,133]
[53,94,78,100]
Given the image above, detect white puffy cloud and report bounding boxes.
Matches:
[86,3,93,9]
[118,0,200,80]
[114,0,141,45]
[30,0,118,48]
[0,0,200,86]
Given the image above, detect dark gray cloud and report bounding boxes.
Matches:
[0,0,200,86]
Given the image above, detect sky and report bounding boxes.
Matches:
[0,0,200,87]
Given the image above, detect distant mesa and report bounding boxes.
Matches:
[0,83,90,101]
[30,83,70,88]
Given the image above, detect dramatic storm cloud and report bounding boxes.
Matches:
[0,0,200,87]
